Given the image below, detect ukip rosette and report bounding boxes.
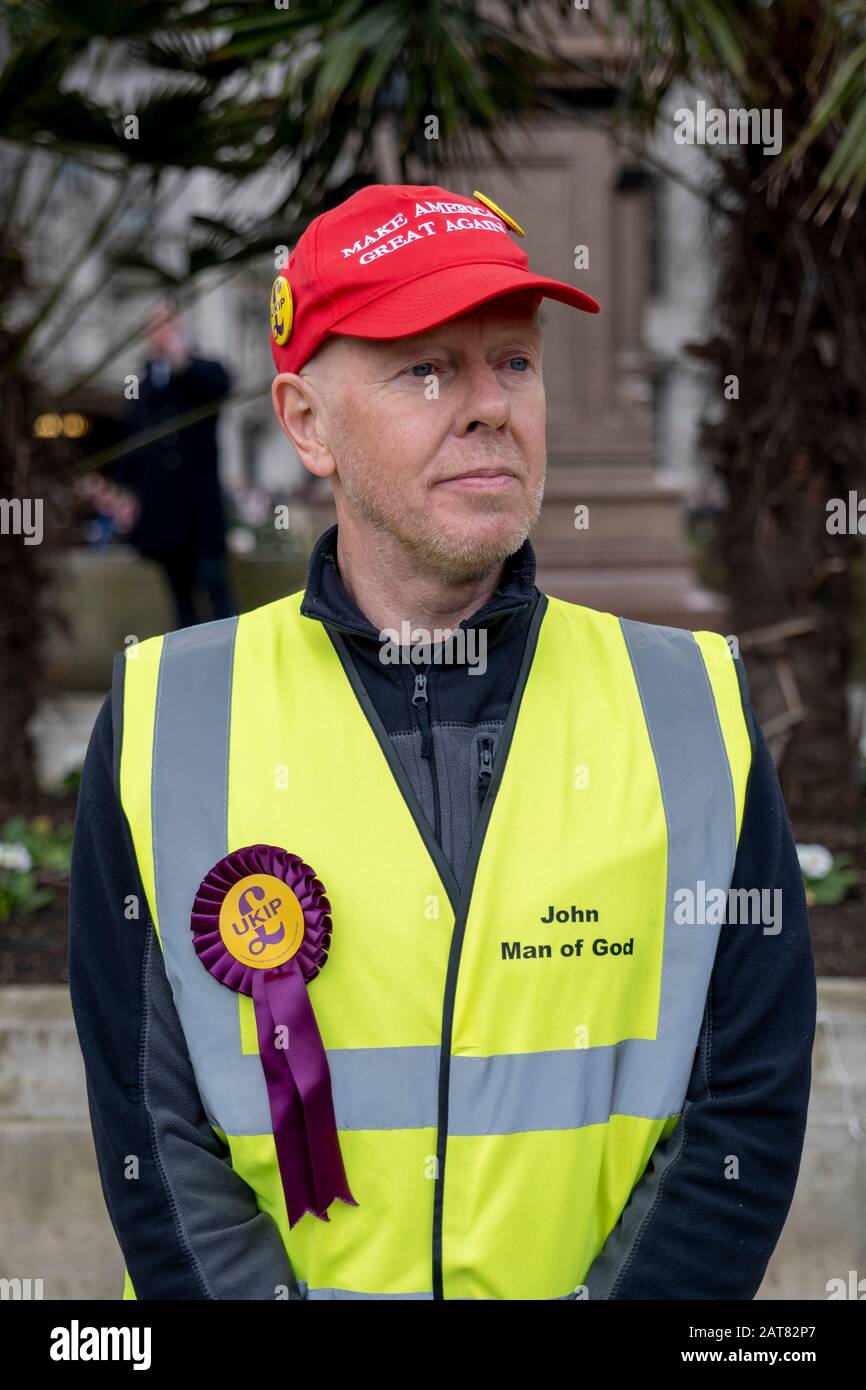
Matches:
[190,843,357,1228]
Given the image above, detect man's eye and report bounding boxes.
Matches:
[507,356,530,371]
[408,362,435,377]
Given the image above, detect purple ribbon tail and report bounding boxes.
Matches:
[252,965,358,1229]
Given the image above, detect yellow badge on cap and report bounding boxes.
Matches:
[270,275,293,346]
[473,190,525,237]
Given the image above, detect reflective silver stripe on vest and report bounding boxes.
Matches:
[193,1036,695,1134]
[151,618,252,1130]
[296,1284,574,1299]
[148,613,736,1137]
[194,1047,441,1134]
[299,1284,434,1300]
[618,618,736,1048]
[448,1039,695,1134]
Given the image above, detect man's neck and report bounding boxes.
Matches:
[334,515,505,636]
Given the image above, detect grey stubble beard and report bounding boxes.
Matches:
[331,411,546,584]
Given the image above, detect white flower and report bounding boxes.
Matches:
[235,488,270,527]
[227,526,256,555]
[796,843,833,880]
[0,842,32,873]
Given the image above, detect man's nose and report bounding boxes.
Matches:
[453,359,511,434]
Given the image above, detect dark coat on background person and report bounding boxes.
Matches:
[117,356,232,558]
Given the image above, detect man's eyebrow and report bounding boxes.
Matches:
[380,319,542,356]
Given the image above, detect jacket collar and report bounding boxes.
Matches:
[299,523,539,643]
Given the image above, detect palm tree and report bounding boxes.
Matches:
[0,0,572,809]
[589,0,866,819]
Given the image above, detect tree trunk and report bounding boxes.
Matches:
[697,20,866,821]
[0,329,71,817]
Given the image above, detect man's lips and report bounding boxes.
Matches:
[435,466,520,489]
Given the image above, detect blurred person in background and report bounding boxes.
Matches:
[116,301,236,627]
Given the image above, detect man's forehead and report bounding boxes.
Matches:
[300,293,542,381]
[366,297,542,356]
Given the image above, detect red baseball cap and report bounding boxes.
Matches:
[269,182,600,374]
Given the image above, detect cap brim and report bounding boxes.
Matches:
[327,261,600,341]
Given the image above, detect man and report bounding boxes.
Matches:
[69,183,816,1301]
[116,301,236,628]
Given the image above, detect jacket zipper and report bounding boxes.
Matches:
[477,735,495,808]
[411,668,442,845]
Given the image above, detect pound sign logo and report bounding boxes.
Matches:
[219,873,304,969]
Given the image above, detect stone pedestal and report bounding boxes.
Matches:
[532,465,725,629]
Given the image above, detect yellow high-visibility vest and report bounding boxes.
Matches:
[114,588,751,1300]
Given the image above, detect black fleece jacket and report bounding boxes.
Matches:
[68,525,817,1299]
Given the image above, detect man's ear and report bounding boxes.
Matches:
[271,372,336,479]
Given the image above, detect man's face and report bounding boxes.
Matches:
[147,304,184,359]
[275,290,546,581]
